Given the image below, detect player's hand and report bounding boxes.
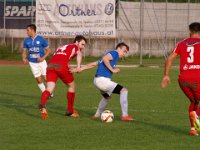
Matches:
[76,68,82,73]
[37,57,44,62]
[161,75,171,89]
[22,58,28,64]
[112,68,120,74]
[70,68,82,73]
[70,68,77,73]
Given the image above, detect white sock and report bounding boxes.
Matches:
[95,98,109,116]
[120,91,128,117]
[38,83,46,92]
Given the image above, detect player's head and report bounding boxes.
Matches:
[26,24,36,37]
[74,35,87,49]
[116,42,129,58]
[189,22,200,37]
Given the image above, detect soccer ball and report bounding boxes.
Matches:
[101,110,114,123]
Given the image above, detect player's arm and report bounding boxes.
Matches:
[70,50,82,73]
[76,50,82,69]
[37,37,51,62]
[161,52,178,88]
[80,61,98,71]
[102,53,120,74]
[70,61,98,73]
[38,47,51,62]
[22,49,28,64]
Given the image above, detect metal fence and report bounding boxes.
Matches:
[0,0,200,64]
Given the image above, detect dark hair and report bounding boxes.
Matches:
[73,35,87,44]
[116,42,129,51]
[189,22,200,33]
[26,24,36,32]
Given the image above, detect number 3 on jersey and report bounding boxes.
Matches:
[187,46,194,63]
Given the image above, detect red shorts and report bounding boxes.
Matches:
[46,63,74,84]
[178,78,200,101]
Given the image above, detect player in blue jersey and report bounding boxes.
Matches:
[22,24,52,96]
[71,42,134,121]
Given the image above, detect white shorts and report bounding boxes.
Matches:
[93,77,117,96]
[29,60,47,78]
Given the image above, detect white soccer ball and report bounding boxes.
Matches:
[101,110,114,123]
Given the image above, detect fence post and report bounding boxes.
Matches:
[3,0,6,45]
[140,0,144,65]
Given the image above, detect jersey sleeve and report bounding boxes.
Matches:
[41,37,48,48]
[109,51,118,59]
[23,39,28,50]
[71,44,79,53]
[173,43,181,55]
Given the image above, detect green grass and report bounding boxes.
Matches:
[0,45,22,61]
[0,65,198,150]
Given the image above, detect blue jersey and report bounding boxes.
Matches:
[23,35,48,63]
[95,50,119,78]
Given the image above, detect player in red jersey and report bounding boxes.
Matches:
[162,22,200,136]
[38,35,87,119]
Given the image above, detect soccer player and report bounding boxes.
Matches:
[162,22,200,136]
[73,42,134,121]
[38,35,87,119]
[22,24,52,96]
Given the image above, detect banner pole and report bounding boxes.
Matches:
[3,0,6,44]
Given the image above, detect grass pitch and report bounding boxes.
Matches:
[0,64,199,150]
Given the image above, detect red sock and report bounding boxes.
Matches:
[67,92,75,113]
[188,102,198,127]
[41,90,50,106]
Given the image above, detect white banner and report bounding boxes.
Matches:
[36,0,115,37]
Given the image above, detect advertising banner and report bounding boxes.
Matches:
[0,2,35,29]
[36,0,115,37]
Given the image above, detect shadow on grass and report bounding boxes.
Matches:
[0,99,39,119]
[0,90,38,99]
[135,120,187,136]
[0,90,40,118]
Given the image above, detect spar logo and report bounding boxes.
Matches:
[4,5,35,17]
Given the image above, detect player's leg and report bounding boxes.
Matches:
[39,82,56,119]
[40,82,56,106]
[39,69,58,119]
[93,77,134,120]
[192,81,200,116]
[179,80,198,135]
[66,81,77,116]
[40,60,54,98]
[93,77,112,118]
[93,93,110,118]
[36,76,46,92]
[190,81,200,131]
[29,62,46,92]
[59,71,79,117]
[112,85,134,121]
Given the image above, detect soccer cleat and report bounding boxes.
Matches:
[190,129,199,136]
[38,104,48,119]
[65,110,79,118]
[121,115,134,121]
[48,93,54,100]
[92,114,101,119]
[190,111,200,131]
[50,93,54,98]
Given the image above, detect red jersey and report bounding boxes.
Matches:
[173,38,200,79]
[48,44,80,66]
